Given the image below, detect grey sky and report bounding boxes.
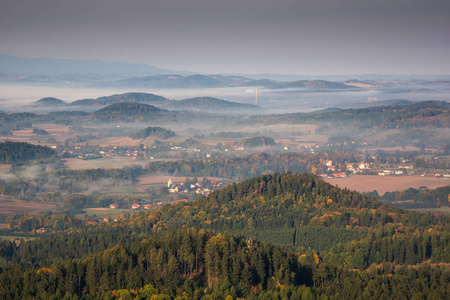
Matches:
[1,0,449,75]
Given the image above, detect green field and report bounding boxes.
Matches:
[75,208,139,220]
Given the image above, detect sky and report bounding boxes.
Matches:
[1,0,450,75]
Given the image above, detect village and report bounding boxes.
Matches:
[106,177,223,211]
[319,157,450,179]
[52,135,450,181]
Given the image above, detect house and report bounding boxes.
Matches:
[358,163,370,169]
[132,203,141,209]
[36,227,47,233]
[346,163,355,172]
[399,165,413,169]
[327,165,336,172]
[144,204,151,210]
[332,172,347,178]
[110,203,119,209]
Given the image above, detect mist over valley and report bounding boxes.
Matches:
[1,37,450,300]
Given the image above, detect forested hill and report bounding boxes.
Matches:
[34,97,66,106]
[69,92,168,106]
[151,172,449,267]
[4,172,447,269]
[0,141,57,163]
[67,92,260,113]
[89,102,168,122]
[153,172,382,233]
[129,126,176,140]
[283,100,450,127]
[0,172,449,298]
[244,100,450,135]
[1,227,448,299]
[173,97,261,112]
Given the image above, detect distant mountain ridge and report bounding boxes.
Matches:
[114,74,275,88]
[113,74,351,89]
[267,79,350,89]
[0,54,188,78]
[1,55,358,90]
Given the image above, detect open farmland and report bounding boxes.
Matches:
[0,133,34,144]
[200,124,327,148]
[63,157,148,170]
[325,175,450,196]
[33,123,70,139]
[12,124,72,144]
[277,134,329,148]
[76,207,136,220]
[0,196,57,217]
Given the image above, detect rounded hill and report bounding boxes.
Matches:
[69,92,167,106]
[34,97,66,106]
[177,96,261,112]
[90,102,168,122]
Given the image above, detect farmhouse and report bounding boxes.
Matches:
[332,172,347,178]
[358,163,370,169]
[346,163,356,172]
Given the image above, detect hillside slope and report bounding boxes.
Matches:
[90,102,168,122]
[0,172,448,299]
